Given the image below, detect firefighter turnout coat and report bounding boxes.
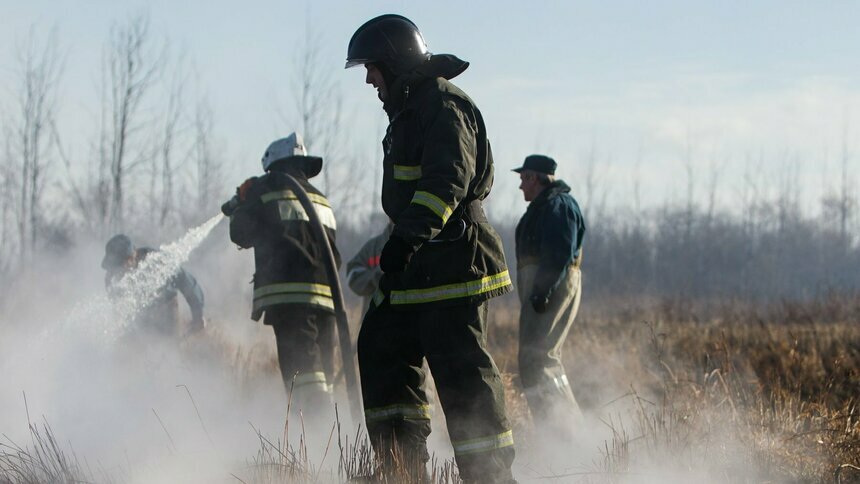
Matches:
[229,166,340,322]
[377,54,512,309]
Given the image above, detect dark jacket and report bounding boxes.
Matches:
[105,247,205,325]
[377,54,512,309]
[229,165,340,321]
[515,180,586,299]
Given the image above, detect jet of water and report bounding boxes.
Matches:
[63,213,225,342]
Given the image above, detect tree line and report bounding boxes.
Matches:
[1,14,857,309]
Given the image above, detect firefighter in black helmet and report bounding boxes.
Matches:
[345,14,517,484]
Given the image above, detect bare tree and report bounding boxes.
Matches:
[280,26,357,206]
[819,121,856,247]
[191,95,221,219]
[99,13,163,233]
[775,152,800,234]
[0,136,14,277]
[154,51,189,228]
[837,121,855,243]
[7,27,64,262]
[739,150,764,238]
[682,128,696,238]
[581,139,609,223]
[705,155,724,226]
[632,142,644,218]
[290,30,335,153]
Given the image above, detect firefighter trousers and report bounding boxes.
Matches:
[517,264,583,440]
[357,298,516,483]
[267,306,336,417]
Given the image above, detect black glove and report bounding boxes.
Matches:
[221,195,240,216]
[380,235,415,273]
[530,293,550,314]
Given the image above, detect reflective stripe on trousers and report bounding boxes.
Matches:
[451,430,514,456]
[292,371,331,393]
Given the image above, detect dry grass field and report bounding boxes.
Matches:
[3,293,860,483]
[488,293,860,483]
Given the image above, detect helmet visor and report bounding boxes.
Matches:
[344,58,371,69]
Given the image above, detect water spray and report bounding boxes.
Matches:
[61,214,224,342]
[108,214,223,332]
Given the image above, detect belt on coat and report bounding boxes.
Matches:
[429,200,486,243]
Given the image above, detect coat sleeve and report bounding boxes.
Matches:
[346,236,384,296]
[229,177,264,249]
[391,97,476,249]
[175,268,205,323]
[531,199,580,299]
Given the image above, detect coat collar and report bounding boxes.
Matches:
[383,54,469,118]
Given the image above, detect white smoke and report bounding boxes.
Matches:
[0,213,326,483]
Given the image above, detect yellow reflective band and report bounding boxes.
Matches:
[393,164,422,181]
[253,293,335,311]
[254,282,332,299]
[365,404,431,423]
[410,191,453,224]
[292,371,329,388]
[452,430,514,456]
[276,199,337,230]
[260,190,337,230]
[390,271,511,305]
[372,289,385,307]
[261,190,331,207]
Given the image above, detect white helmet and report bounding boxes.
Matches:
[261,132,323,177]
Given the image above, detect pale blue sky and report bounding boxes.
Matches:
[2,0,859,219]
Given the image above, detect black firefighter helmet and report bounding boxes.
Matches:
[344,14,431,74]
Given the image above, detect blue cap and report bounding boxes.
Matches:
[512,154,557,175]
[102,234,135,269]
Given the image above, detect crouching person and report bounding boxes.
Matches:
[102,233,205,341]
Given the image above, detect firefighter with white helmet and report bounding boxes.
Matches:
[224,133,340,423]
